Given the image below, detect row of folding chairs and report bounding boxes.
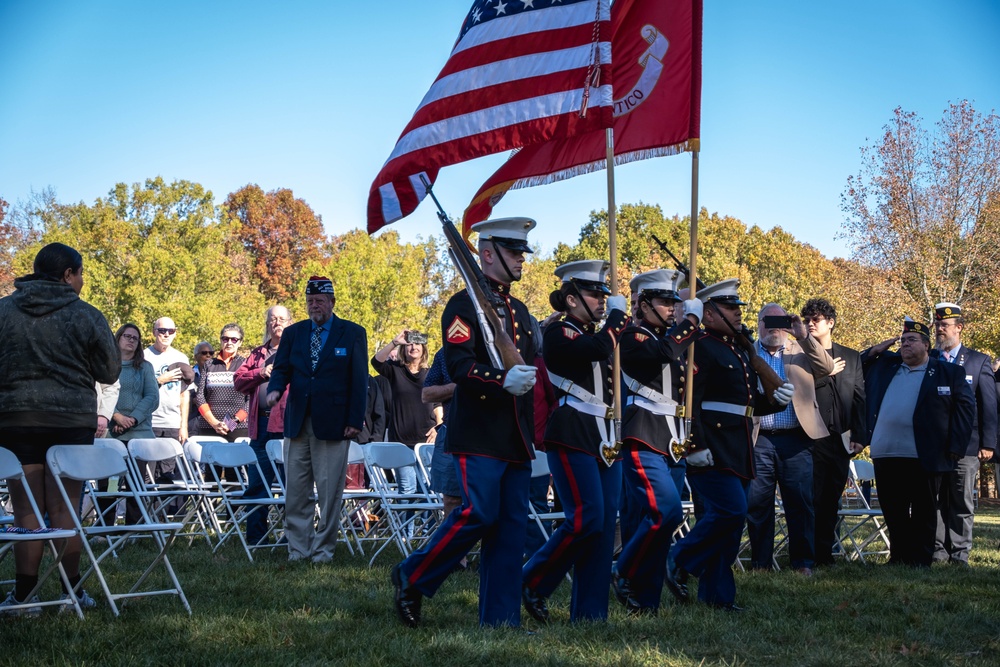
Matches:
[0,441,192,617]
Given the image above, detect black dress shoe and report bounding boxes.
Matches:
[715,603,745,613]
[391,563,422,628]
[611,567,633,608]
[521,585,549,624]
[665,552,690,603]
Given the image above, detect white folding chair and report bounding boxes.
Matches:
[200,442,286,561]
[126,438,213,544]
[413,443,437,497]
[528,454,564,543]
[265,439,287,495]
[45,445,191,616]
[0,447,83,618]
[362,442,444,566]
[836,459,891,562]
[340,442,382,556]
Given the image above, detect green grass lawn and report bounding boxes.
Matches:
[4,509,1000,667]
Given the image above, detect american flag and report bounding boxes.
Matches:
[367,0,613,234]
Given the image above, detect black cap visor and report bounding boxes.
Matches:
[490,236,533,253]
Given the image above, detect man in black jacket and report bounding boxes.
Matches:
[800,298,866,567]
[932,303,997,566]
[861,319,975,567]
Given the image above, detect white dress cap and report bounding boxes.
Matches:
[554,259,611,295]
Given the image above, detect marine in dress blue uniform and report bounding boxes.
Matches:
[392,217,538,628]
[613,269,700,615]
[665,279,791,610]
[521,260,629,623]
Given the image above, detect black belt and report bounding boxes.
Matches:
[260,410,271,418]
[759,426,804,437]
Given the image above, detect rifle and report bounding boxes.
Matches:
[650,236,783,399]
[650,234,706,291]
[420,176,524,370]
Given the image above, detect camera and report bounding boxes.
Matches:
[405,331,428,345]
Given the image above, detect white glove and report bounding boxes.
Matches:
[502,365,537,396]
[687,449,714,467]
[682,298,703,323]
[607,295,627,314]
[773,382,794,406]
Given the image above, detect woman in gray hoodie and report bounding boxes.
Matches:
[0,243,119,614]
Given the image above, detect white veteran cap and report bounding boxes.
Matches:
[555,259,612,295]
[697,278,746,306]
[469,217,536,253]
[630,269,682,302]
[934,302,962,321]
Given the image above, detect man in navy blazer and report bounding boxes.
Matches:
[861,319,974,567]
[267,276,368,563]
[931,302,997,566]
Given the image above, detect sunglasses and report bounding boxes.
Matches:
[155,328,177,335]
[221,336,242,343]
[198,350,214,356]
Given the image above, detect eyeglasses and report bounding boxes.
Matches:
[155,328,177,335]
[221,336,242,343]
[267,316,289,324]
[121,334,139,342]
[803,316,826,324]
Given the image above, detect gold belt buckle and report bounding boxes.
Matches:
[744,406,754,418]
[605,407,614,420]
[675,405,685,418]
[600,440,621,467]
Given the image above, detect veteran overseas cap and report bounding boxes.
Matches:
[470,217,536,253]
[903,316,931,338]
[631,269,682,302]
[306,276,334,295]
[554,260,612,295]
[934,302,962,321]
[697,278,746,306]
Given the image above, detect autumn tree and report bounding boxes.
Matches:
[12,178,266,354]
[223,184,326,303]
[0,189,49,295]
[841,101,1000,330]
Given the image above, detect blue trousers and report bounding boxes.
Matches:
[670,470,749,607]
[746,432,815,569]
[401,453,530,627]
[617,446,685,609]
[620,455,685,546]
[244,413,283,546]
[523,448,621,622]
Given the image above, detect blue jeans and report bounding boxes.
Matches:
[746,431,815,569]
[244,413,283,546]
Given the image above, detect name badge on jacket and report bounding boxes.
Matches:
[966,375,973,385]
[334,348,347,356]
[937,386,951,395]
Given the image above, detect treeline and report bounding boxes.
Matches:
[0,178,994,359]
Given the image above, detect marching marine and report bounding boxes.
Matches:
[665,279,793,611]
[613,269,701,615]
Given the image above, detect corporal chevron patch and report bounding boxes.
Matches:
[634,333,649,343]
[563,328,580,340]
[446,316,471,344]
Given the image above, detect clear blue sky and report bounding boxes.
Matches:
[2,1,998,260]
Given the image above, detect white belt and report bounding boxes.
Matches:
[550,364,617,467]
[560,395,613,420]
[622,371,671,404]
[702,401,754,418]
[627,395,682,417]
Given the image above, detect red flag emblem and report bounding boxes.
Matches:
[446,316,472,344]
